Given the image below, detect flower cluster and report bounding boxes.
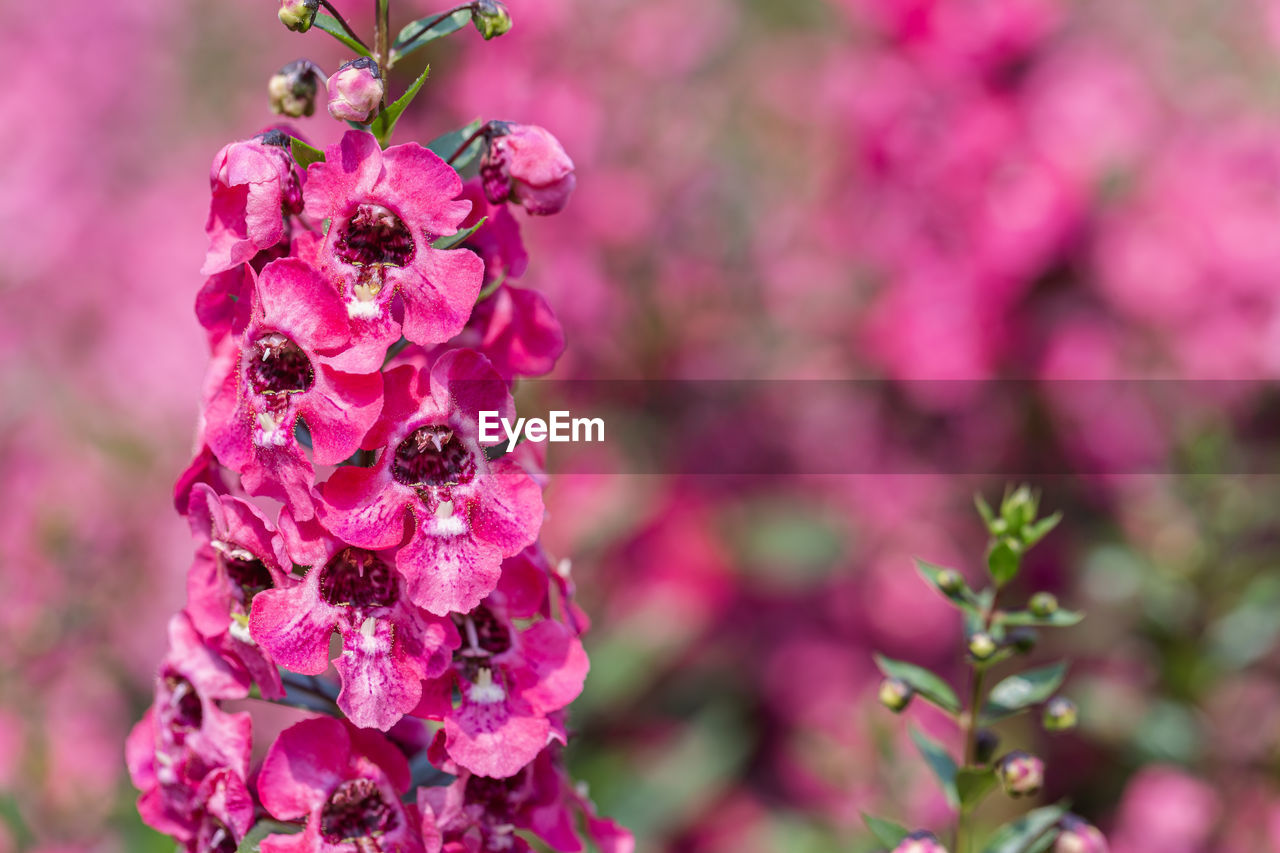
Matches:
[128,4,628,852]
[868,488,1107,853]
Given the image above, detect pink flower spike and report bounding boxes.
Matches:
[258,717,426,853]
[202,130,302,276]
[305,131,484,372]
[205,257,383,519]
[318,352,542,615]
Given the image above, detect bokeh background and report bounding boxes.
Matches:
[5,0,1280,849]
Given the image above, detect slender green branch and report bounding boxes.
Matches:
[318,0,370,51]
[375,0,391,79]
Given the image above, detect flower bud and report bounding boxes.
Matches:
[975,728,1000,764]
[892,831,948,853]
[878,677,914,713]
[1029,592,1059,617]
[1054,815,1108,853]
[269,60,325,118]
[1043,697,1079,732]
[997,751,1045,798]
[279,0,319,32]
[1009,627,1038,654]
[481,123,577,215]
[936,569,964,595]
[968,632,997,661]
[472,0,513,40]
[326,58,384,124]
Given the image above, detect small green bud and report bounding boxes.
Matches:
[968,632,997,661]
[1029,592,1059,617]
[279,0,320,32]
[878,677,914,713]
[975,728,1000,764]
[1043,697,1079,732]
[269,59,325,118]
[1009,627,1038,654]
[936,569,964,595]
[472,0,513,39]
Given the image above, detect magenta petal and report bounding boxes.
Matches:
[398,526,504,617]
[259,832,313,853]
[347,726,414,794]
[333,617,424,731]
[319,309,402,374]
[397,247,485,348]
[412,672,456,720]
[517,621,588,715]
[256,258,352,353]
[258,717,352,820]
[301,366,383,466]
[249,582,336,675]
[304,131,385,223]
[318,464,410,548]
[445,694,549,779]
[469,458,544,555]
[429,349,514,429]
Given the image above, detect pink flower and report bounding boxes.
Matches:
[418,737,631,853]
[249,514,460,731]
[305,131,484,372]
[1110,766,1219,853]
[1056,815,1108,853]
[446,284,565,382]
[893,832,948,853]
[184,482,291,699]
[481,124,577,216]
[457,178,529,285]
[126,613,253,839]
[257,716,426,853]
[997,751,1044,798]
[414,596,587,778]
[327,58,385,124]
[318,350,543,616]
[202,130,301,276]
[205,257,383,519]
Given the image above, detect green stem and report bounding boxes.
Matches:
[375,0,391,76]
[957,588,1001,853]
[392,3,474,64]
[318,0,370,51]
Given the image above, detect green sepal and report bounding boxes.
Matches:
[862,813,911,850]
[873,654,961,715]
[996,609,1084,628]
[391,9,471,63]
[371,64,431,147]
[910,727,958,807]
[956,767,999,811]
[290,137,326,170]
[313,13,373,57]
[981,662,1068,724]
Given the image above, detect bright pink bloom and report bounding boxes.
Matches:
[318,350,543,615]
[126,613,253,840]
[419,736,632,853]
[257,716,426,853]
[184,482,291,698]
[1111,766,1219,853]
[250,514,460,731]
[457,178,529,285]
[414,596,587,778]
[205,257,383,519]
[447,284,565,383]
[327,58,385,124]
[481,124,577,216]
[305,131,484,372]
[496,543,590,636]
[202,130,302,276]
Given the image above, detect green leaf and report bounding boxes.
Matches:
[428,119,485,171]
[313,13,373,57]
[237,820,302,852]
[391,8,471,62]
[861,813,911,849]
[915,558,981,611]
[910,727,958,807]
[987,539,1021,586]
[982,805,1068,853]
[873,654,961,714]
[975,493,996,529]
[432,216,485,250]
[1023,511,1062,547]
[370,64,431,147]
[956,767,998,811]
[997,609,1084,628]
[290,137,325,170]
[981,662,1068,724]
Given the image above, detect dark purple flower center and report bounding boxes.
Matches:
[335,204,415,268]
[202,820,238,853]
[319,778,397,844]
[221,550,273,605]
[247,332,313,395]
[162,675,203,732]
[455,606,512,656]
[318,548,398,610]
[392,425,475,488]
[464,771,525,823]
